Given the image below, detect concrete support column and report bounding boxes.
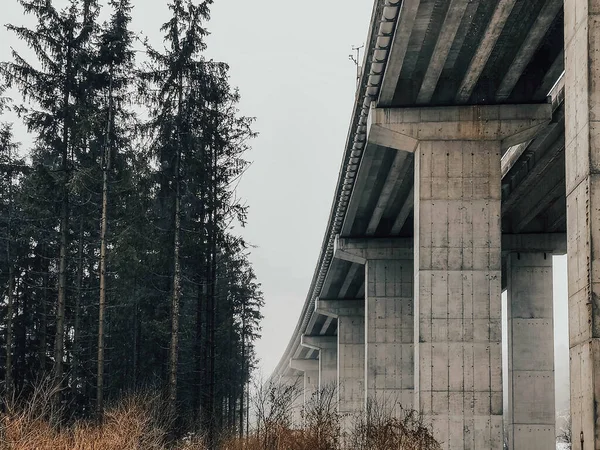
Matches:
[415,138,503,449]
[302,335,338,389]
[290,358,319,426]
[367,103,551,450]
[506,253,555,450]
[564,2,600,448]
[316,300,364,421]
[281,373,304,429]
[335,237,414,412]
[304,369,319,417]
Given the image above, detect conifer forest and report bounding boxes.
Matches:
[0,0,263,443]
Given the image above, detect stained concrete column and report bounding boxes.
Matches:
[281,373,304,428]
[564,2,600,448]
[368,103,551,450]
[506,253,555,450]
[335,237,414,411]
[301,335,338,389]
[316,299,364,422]
[290,358,319,426]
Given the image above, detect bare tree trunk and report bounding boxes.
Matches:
[168,71,183,418]
[168,154,182,417]
[97,65,113,417]
[39,247,48,372]
[5,148,14,399]
[73,217,84,402]
[6,265,14,399]
[239,315,246,438]
[53,36,73,399]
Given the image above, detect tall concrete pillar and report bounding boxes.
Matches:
[290,358,319,426]
[368,103,551,449]
[564,2,600,448]
[334,237,414,411]
[506,253,555,449]
[301,335,338,389]
[281,373,304,429]
[316,299,364,424]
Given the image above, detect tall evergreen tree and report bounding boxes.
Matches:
[1,0,100,396]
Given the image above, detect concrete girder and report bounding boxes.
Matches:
[390,185,414,235]
[333,236,412,265]
[301,335,337,351]
[502,132,565,214]
[368,103,552,152]
[533,50,564,102]
[378,0,421,106]
[319,316,334,335]
[289,358,319,373]
[416,0,471,105]
[495,0,563,101]
[501,233,566,255]
[338,263,361,298]
[365,150,410,235]
[510,157,565,233]
[455,0,518,103]
[341,141,387,236]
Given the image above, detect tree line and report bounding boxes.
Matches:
[0,0,263,444]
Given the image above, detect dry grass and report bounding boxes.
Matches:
[0,386,205,450]
[0,380,440,450]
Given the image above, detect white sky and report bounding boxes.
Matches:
[1,0,570,412]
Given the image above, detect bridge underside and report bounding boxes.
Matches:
[273,1,592,449]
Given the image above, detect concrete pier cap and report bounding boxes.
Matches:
[314,298,364,318]
[333,235,413,264]
[366,102,553,152]
[300,335,337,350]
[289,358,319,373]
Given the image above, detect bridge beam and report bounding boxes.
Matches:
[506,253,555,450]
[501,233,566,255]
[564,2,600,448]
[334,237,414,412]
[369,103,551,449]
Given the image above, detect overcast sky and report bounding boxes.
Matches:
[1,0,570,410]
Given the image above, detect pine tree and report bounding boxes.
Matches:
[92,0,135,416]
[2,0,101,398]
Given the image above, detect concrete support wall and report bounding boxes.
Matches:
[414,140,503,449]
[506,253,555,449]
[282,374,304,429]
[304,369,319,420]
[365,257,413,411]
[564,1,600,448]
[320,347,337,389]
[337,312,365,419]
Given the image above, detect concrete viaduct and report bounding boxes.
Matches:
[270,1,594,448]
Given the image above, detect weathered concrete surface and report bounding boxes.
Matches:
[316,300,364,424]
[337,312,364,421]
[301,335,338,389]
[281,374,304,429]
[414,138,503,450]
[336,238,414,411]
[506,253,555,450]
[303,369,319,421]
[366,104,552,449]
[564,1,600,447]
[365,257,414,411]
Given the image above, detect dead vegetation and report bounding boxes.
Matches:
[0,379,439,450]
